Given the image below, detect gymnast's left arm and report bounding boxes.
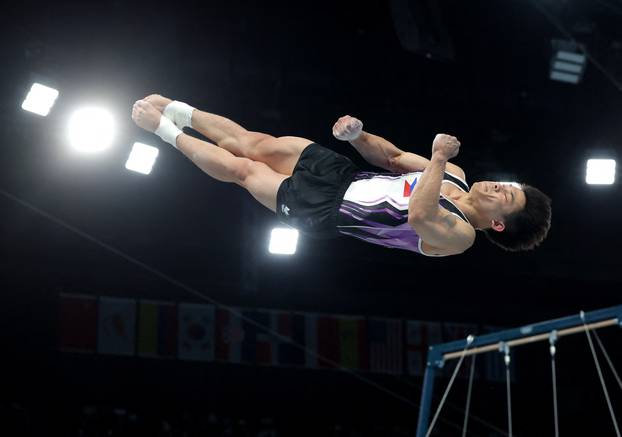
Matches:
[408,134,475,254]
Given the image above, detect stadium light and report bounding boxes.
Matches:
[68,107,115,153]
[269,227,299,255]
[550,39,586,85]
[125,143,160,174]
[21,83,59,116]
[586,159,616,185]
[125,142,159,175]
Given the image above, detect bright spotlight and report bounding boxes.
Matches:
[125,142,159,175]
[21,83,59,116]
[68,107,115,153]
[586,159,616,185]
[269,227,299,255]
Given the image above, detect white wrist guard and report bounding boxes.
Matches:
[155,116,183,148]
[163,100,195,129]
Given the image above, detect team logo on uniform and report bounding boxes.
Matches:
[403,177,418,197]
[281,204,290,216]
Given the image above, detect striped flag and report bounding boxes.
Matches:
[368,318,403,375]
[406,320,442,376]
[58,293,98,353]
[317,315,339,368]
[338,317,368,370]
[137,300,177,358]
[277,312,306,367]
[241,310,273,365]
[255,310,279,365]
[178,303,215,361]
[97,296,136,356]
[304,313,367,370]
[249,310,304,367]
[305,313,318,369]
[215,307,244,363]
[229,310,308,367]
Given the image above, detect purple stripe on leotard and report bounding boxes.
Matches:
[336,172,469,254]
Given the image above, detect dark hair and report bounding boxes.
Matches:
[483,184,552,252]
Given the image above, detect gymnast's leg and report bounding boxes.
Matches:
[132,100,286,212]
[142,94,312,175]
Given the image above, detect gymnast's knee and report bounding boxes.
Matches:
[232,159,265,186]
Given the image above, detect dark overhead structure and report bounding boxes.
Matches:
[390,0,455,62]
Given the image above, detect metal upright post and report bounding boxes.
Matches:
[416,347,442,437]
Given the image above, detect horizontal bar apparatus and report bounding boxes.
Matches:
[415,305,622,437]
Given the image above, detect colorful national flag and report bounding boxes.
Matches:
[97,296,136,356]
[255,311,279,365]
[137,300,177,358]
[403,176,418,197]
[406,320,442,376]
[304,313,368,370]
[178,303,215,361]
[215,307,244,363]
[228,310,308,367]
[240,310,273,364]
[317,315,340,368]
[305,313,318,369]
[58,293,98,353]
[338,317,368,370]
[368,318,403,375]
[249,310,302,367]
[277,312,306,367]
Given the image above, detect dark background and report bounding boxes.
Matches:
[1,0,621,436]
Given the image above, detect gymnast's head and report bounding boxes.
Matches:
[468,181,552,251]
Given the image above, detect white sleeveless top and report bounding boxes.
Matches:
[336,170,470,256]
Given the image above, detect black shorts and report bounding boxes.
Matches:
[276,143,359,238]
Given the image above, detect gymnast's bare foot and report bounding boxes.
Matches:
[131,100,162,132]
[143,94,173,113]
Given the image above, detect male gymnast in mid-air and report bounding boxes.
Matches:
[131,95,551,257]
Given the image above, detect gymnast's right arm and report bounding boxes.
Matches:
[332,115,465,178]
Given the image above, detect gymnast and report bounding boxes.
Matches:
[131,95,551,256]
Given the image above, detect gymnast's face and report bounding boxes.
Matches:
[470,182,527,231]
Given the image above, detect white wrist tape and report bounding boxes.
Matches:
[163,100,195,129]
[155,116,183,148]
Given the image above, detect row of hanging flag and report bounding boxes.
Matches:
[58,293,508,381]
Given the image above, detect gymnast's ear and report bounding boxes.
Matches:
[491,219,505,232]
